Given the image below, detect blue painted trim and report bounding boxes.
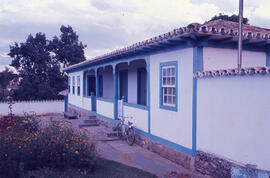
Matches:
[123,102,149,111]
[113,68,118,119]
[97,97,114,103]
[266,49,270,66]
[191,46,202,157]
[64,44,191,73]
[83,72,86,96]
[146,56,151,134]
[65,37,268,74]
[95,70,99,97]
[72,76,75,95]
[91,92,96,111]
[196,46,203,71]
[77,76,80,96]
[68,103,194,156]
[134,128,194,156]
[159,61,178,112]
[64,95,68,112]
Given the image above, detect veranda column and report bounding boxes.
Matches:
[113,65,118,119]
[266,47,270,66]
[95,69,99,97]
[83,71,86,96]
[145,57,151,134]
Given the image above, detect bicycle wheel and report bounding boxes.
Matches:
[126,128,135,146]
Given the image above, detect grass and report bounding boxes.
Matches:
[24,158,157,178]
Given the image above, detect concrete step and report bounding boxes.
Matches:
[84,119,98,124]
[106,132,119,138]
[88,115,97,120]
[79,123,100,128]
[64,112,77,119]
[99,137,121,142]
[80,115,97,120]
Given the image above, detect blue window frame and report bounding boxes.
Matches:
[160,61,178,111]
[77,76,80,96]
[68,76,70,93]
[72,76,75,95]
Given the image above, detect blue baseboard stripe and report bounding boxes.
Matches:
[68,102,194,157]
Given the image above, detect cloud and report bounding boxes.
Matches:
[0,0,270,69]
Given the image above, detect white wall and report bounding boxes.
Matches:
[0,100,64,116]
[96,99,114,119]
[123,105,148,132]
[100,67,113,99]
[203,47,266,70]
[82,97,91,111]
[197,75,270,170]
[150,48,193,149]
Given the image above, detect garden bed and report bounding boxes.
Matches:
[0,114,156,178]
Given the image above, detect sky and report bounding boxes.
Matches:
[0,0,270,71]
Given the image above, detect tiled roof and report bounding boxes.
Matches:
[63,19,270,72]
[203,20,270,36]
[195,66,270,78]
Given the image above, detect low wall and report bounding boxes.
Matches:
[123,103,148,133]
[197,75,270,171]
[0,100,64,116]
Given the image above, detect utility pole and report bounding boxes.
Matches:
[238,0,243,69]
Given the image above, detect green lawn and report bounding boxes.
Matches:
[25,158,157,178]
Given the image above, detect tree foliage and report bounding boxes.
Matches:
[8,33,67,100]
[0,67,17,101]
[50,25,86,68]
[8,25,85,100]
[209,13,249,24]
[0,67,16,90]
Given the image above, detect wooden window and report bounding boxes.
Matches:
[162,66,176,106]
[72,76,75,94]
[160,61,177,111]
[77,76,80,96]
[68,76,70,93]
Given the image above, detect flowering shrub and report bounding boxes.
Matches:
[0,115,97,177]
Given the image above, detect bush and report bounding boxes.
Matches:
[0,115,97,177]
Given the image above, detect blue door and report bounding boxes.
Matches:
[137,68,147,105]
[119,70,128,102]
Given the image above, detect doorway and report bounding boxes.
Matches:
[137,68,147,106]
[119,70,128,102]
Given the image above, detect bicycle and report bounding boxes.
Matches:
[113,116,135,146]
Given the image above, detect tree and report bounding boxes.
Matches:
[209,13,249,24]
[8,33,67,100]
[50,25,86,68]
[0,67,17,101]
[0,67,16,90]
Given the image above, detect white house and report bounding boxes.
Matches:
[63,19,270,175]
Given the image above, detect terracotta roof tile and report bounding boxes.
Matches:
[63,20,270,72]
[195,66,270,78]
